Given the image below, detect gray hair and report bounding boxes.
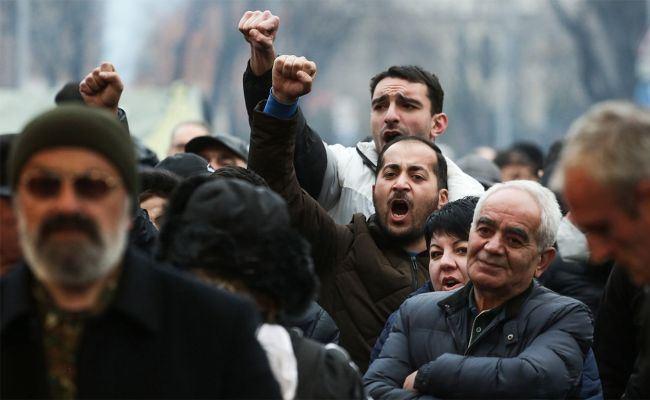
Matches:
[555,101,650,200]
[472,180,562,251]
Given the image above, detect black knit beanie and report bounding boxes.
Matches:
[8,105,138,211]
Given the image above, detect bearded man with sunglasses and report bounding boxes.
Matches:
[1,105,280,398]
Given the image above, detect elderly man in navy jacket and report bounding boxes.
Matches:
[364,180,593,399]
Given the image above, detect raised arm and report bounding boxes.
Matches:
[79,62,123,117]
[247,55,351,279]
[239,10,330,200]
[239,10,277,116]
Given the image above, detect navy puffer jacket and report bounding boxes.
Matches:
[364,281,593,399]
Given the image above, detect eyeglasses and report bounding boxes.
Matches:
[20,169,121,200]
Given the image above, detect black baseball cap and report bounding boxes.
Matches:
[185,134,249,161]
[155,153,215,178]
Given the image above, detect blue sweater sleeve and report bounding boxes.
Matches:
[263,89,298,119]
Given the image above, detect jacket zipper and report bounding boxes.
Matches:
[465,310,490,355]
[409,255,418,290]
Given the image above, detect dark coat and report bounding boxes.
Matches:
[287,301,340,345]
[370,281,603,400]
[1,247,281,399]
[290,328,365,399]
[594,265,647,398]
[538,254,612,317]
[243,62,327,199]
[369,281,432,363]
[248,105,430,371]
[363,282,593,399]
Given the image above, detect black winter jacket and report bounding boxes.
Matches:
[1,246,280,399]
[364,282,593,399]
[594,265,647,398]
[538,254,612,317]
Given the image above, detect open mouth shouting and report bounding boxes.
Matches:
[389,198,411,223]
[382,130,403,145]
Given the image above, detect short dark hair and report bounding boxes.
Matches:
[211,166,269,188]
[369,65,444,114]
[494,148,537,172]
[376,136,448,190]
[138,167,181,202]
[511,141,544,172]
[424,196,479,248]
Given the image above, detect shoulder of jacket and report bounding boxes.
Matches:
[523,285,592,318]
[402,291,452,313]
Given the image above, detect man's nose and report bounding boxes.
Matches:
[384,102,399,124]
[52,181,83,213]
[392,173,411,191]
[483,234,505,254]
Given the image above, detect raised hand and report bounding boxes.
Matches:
[272,55,317,104]
[79,62,123,116]
[238,10,280,76]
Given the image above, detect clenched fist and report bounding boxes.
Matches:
[272,55,317,104]
[79,62,123,116]
[239,10,280,76]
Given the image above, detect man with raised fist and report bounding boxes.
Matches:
[239,10,483,225]
[248,54,449,371]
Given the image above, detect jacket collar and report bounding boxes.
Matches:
[0,246,162,335]
[356,141,378,165]
[438,280,537,319]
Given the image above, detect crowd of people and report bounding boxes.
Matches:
[1,9,649,399]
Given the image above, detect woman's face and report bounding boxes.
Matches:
[428,232,469,291]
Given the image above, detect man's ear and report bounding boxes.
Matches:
[430,113,448,141]
[534,247,556,278]
[372,184,376,196]
[437,188,449,209]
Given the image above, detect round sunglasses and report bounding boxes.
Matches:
[20,169,121,200]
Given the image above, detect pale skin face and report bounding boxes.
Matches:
[370,77,448,152]
[198,146,247,171]
[466,188,555,311]
[372,141,448,253]
[13,147,131,310]
[564,166,650,285]
[429,232,469,291]
[167,123,209,156]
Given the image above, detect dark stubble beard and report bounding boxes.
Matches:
[373,194,439,250]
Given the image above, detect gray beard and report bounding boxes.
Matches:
[17,213,129,288]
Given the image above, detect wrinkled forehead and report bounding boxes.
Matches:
[372,77,429,100]
[476,188,541,232]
